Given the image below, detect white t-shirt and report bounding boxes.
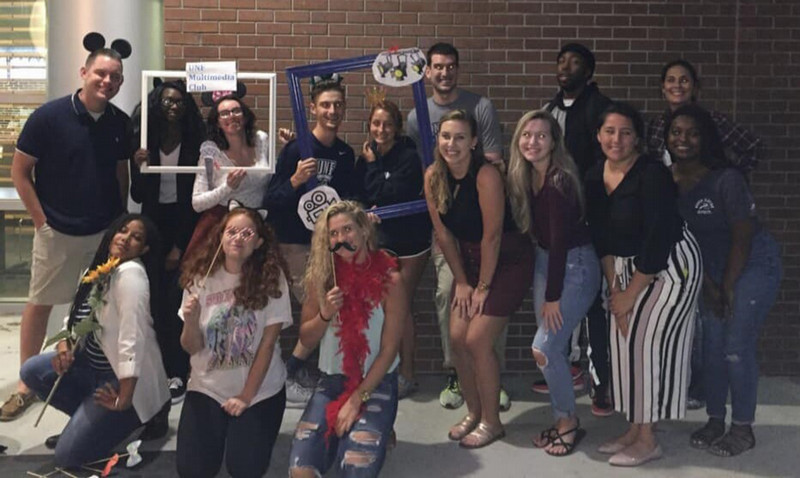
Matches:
[158,145,180,204]
[180,267,292,406]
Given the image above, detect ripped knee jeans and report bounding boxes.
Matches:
[289,371,398,478]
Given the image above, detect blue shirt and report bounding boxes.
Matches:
[16,90,130,235]
[263,135,362,244]
[678,168,763,283]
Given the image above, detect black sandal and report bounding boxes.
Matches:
[690,418,726,449]
[532,426,558,448]
[708,424,755,457]
[545,421,586,457]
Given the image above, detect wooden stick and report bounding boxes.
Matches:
[34,373,64,428]
[330,251,337,286]
[200,240,224,289]
[81,465,105,474]
[55,468,80,478]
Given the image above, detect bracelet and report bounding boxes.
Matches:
[319,311,332,322]
[477,280,491,292]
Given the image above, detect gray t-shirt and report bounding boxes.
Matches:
[678,168,761,282]
[407,88,503,161]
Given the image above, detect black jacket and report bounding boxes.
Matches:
[130,127,203,252]
[545,82,612,179]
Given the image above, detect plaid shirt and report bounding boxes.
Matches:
[646,109,761,173]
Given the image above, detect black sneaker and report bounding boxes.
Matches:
[169,377,186,404]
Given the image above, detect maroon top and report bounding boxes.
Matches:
[531,170,592,301]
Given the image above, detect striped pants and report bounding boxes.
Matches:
[608,227,702,424]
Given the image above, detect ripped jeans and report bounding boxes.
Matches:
[702,233,782,425]
[531,244,600,420]
[289,371,398,478]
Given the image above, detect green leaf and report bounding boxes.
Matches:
[72,316,102,337]
[43,329,72,349]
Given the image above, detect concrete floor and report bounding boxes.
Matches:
[1,313,799,477]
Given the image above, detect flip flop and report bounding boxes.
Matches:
[448,414,478,441]
[459,422,506,449]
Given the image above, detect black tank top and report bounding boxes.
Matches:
[440,163,516,243]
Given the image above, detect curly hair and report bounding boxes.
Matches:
[507,109,584,234]
[180,208,288,310]
[303,201,377,305]
[427,109,482,215]
[206,95,257,150]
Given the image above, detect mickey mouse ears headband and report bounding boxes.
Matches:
[152,77,187,89]
[83,32,132,59]
[310,73,344,94]
[201,82,247,107]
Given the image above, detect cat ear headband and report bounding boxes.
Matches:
[227,200,268,221]
[310,73,344,94]
[201,82,247,107]
[82,32,132,59]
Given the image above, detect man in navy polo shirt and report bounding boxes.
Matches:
[2,48,131,421]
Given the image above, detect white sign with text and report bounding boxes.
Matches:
[186,61,237,92]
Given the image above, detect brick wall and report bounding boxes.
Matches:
[164,0,800,375]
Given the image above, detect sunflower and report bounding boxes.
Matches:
[81,256,121,284]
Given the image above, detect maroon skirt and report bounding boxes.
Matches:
[182,205,227,264]
[455,232,535,317]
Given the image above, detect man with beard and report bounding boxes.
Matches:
[536,43,615,418]
[407,43,508,411]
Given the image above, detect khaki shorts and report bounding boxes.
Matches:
[28,224,104,305]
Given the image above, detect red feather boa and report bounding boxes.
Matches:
[324,249,396,439]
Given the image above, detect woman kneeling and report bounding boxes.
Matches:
[177,206,291,478]
[289,201,405,478]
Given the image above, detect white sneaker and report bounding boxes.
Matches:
[169,377,186,404]
[286,378,313,409]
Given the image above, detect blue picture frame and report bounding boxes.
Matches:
[285,54,433,219]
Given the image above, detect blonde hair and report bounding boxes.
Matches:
[507,109,585,234]
[303,201,378,305]
[427,109,480,215]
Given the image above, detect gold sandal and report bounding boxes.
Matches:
[448,414,478,441]
[459,422,506,449]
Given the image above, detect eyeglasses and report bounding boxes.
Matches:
[224,227,256,242]
[160,97,184,108]
[218,107,243,118]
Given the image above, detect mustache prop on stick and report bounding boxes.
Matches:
[329,241,357,253]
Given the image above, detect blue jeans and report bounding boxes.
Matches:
[289,371,398,478]
[20,352,142,468]
[531,244,600,419]
[702,233,782,424]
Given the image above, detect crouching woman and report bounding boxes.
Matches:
[289,201,406,478]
